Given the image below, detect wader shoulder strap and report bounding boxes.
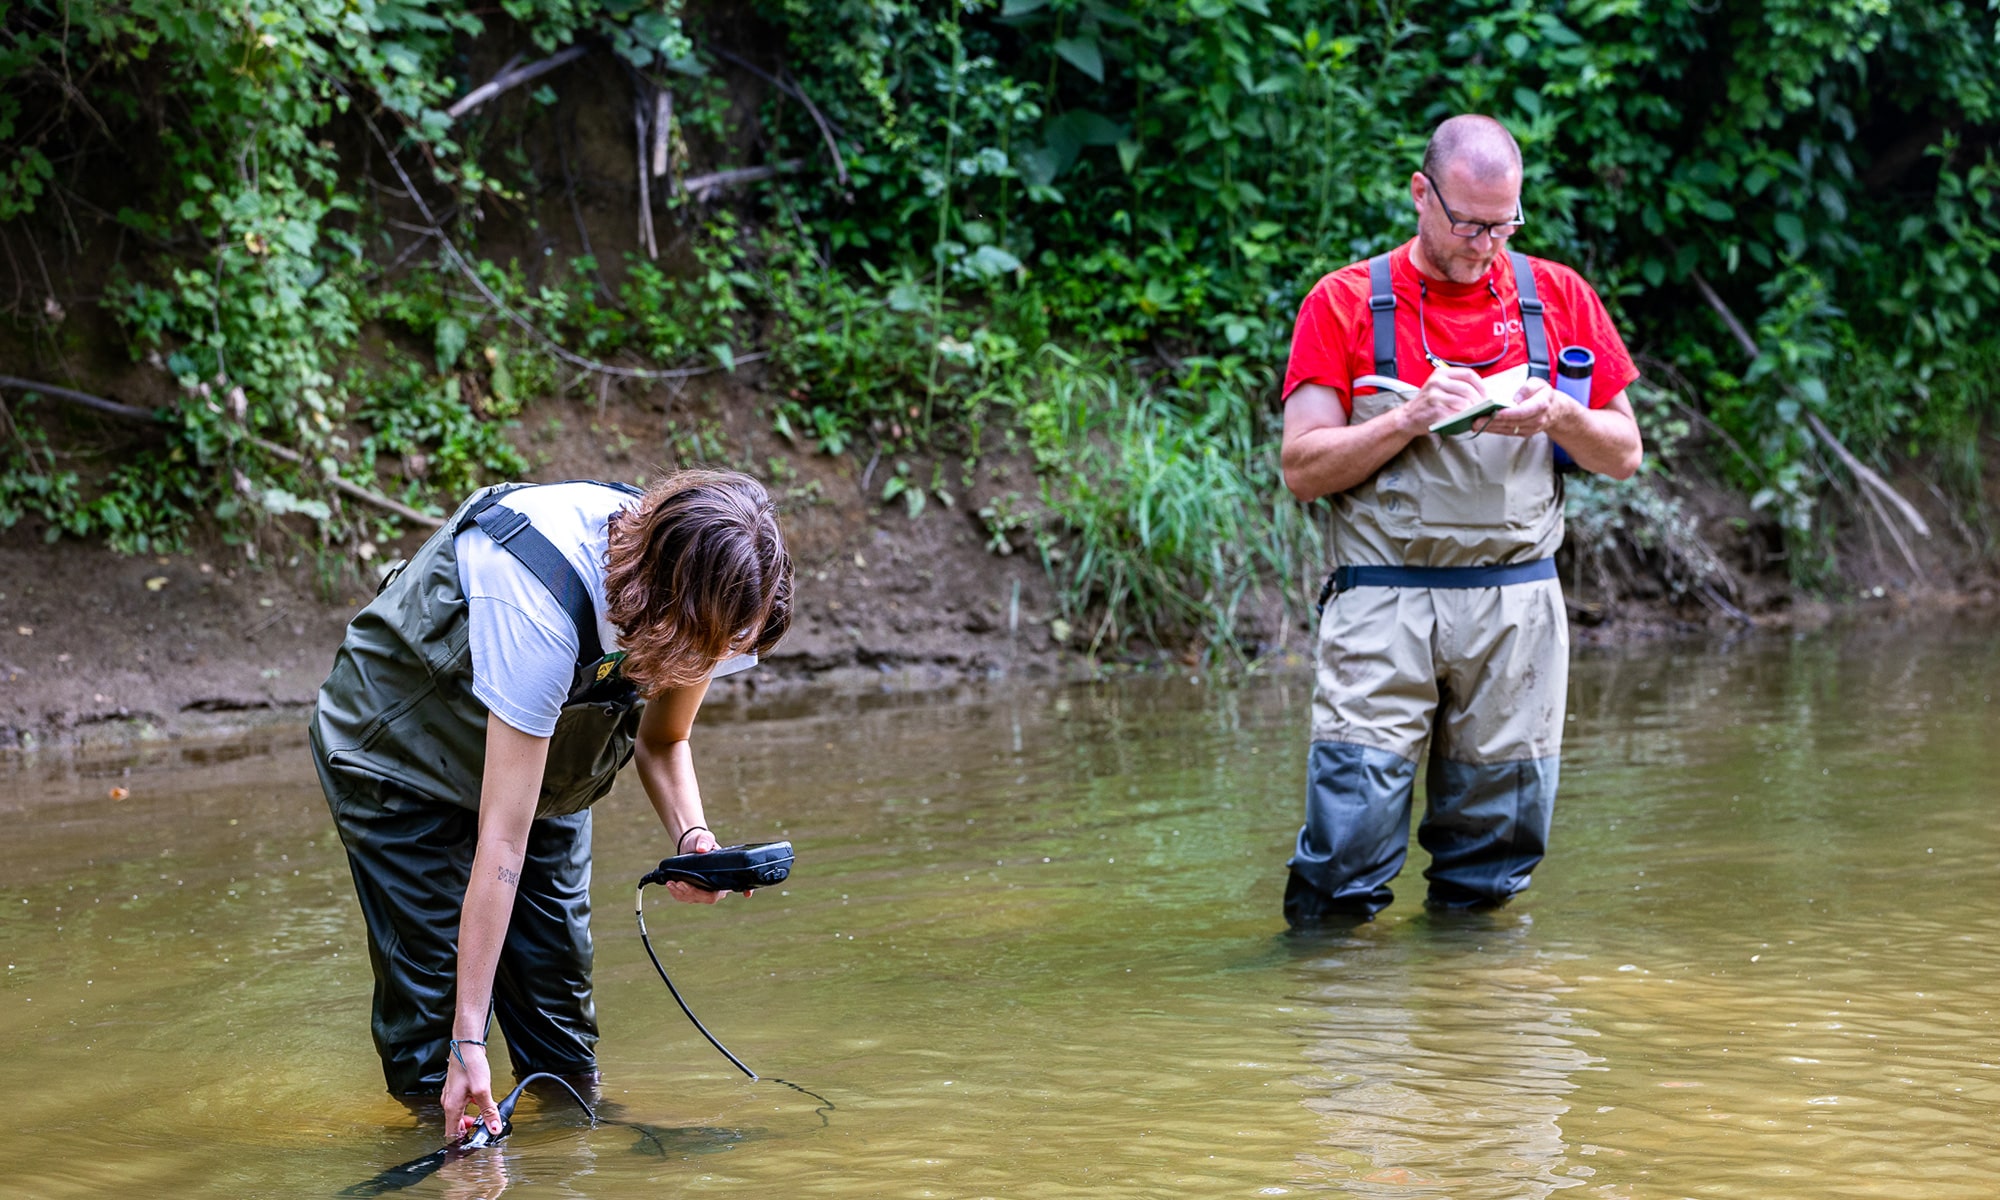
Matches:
[1511,250,1550,382]
[457,493,604,669]
[1367,253,1397,380]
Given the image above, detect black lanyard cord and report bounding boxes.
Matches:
[1418,278,1509,371]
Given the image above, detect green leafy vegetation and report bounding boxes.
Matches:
[1,0,1996,653]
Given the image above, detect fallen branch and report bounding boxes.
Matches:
[245,436,443,529]
[1803,411,1930,540]
[633,93,658,259]
[0,375,156,422]
[0,376,444,528]
[1690,270,1761,361]
[1687,267,1931,557]
[448,45,590,120]
[1698,582,1755,626]
[651,88,673,181]
[680,160,804,202]
[354,98,765,382]
[706,48,850,186]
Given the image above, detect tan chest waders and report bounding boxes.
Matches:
[311,481,643,1092]
[1286,251,1570,926]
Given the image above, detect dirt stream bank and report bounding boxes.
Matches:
[2,371,1995,755]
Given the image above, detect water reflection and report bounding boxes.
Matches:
[1286,917,1598,1197]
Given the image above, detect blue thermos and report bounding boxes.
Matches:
[1552,346,1593,470]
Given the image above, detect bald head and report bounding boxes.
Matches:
[1423,115,1522,184]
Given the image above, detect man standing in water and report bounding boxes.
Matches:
[1278,115,1643,926]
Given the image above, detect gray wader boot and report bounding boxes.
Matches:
[1287,250,1571,925]
[312,482,645,1093]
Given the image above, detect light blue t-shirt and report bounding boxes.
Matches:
[454,482,755,737]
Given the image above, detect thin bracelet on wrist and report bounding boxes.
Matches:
[449,1038,486,1070]
[677,825,710,853]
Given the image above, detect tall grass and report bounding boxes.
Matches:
[1030,350,1318,662]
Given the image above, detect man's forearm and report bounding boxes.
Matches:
[1550,396,1644,479]
[1282,412,1417,502]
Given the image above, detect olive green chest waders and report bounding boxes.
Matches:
[1287,252,1569,923]
[311,481,643,1093]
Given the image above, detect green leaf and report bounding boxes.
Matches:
[1002,0,1050,14]
[1054,37,1105,83]
[960,245,1024,281]
[710,343,736,372]
[1640,258,1665,287]
[887,280,930,313]
[433,317,467,374]
[1773,212,1805,250]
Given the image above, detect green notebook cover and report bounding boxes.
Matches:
[1429,395,1515,437]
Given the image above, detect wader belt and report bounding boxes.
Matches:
[1317,557,1557,615]
[1366,249,1550,383]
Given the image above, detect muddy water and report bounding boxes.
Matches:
[2,619,1997,1199]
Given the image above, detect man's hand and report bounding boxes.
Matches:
[1481,377,1563,439]
[1401,364,1489,436]
[663,826,736,905]
[441,1040,502,1142]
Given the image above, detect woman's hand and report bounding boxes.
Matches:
[441,1040,502,1142]
[664,826,732,904]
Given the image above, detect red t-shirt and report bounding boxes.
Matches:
[1282,240,1638,415]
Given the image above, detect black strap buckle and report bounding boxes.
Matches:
[1367,294,1396,312]
[477,506,531,544]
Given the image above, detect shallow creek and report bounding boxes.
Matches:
[2,619,1996,1198]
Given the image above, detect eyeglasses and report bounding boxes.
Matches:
[1421,171,1526,241]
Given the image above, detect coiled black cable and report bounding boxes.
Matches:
[633,881,836,1124]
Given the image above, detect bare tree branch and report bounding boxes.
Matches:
[1686,264,1932,555]
[0,376,445,528]
[681,160,804,202]
[448,45,590,120]
[633,93,657,259]
[1689,269,1762,360]
[0,374,156,421]
[706,47,850,186]
[243,437,444,529]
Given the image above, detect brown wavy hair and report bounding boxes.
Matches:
[603,469,792,694]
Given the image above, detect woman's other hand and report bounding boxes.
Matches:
[664,826,735,904]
